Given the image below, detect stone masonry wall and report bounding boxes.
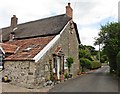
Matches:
[2,61,36,88]
[35,20,80,87]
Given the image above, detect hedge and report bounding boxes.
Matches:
[80,58,92,69]
[90,61,102,69]
[80,58,101,70]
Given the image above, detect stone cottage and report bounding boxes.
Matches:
[1,3,81,88]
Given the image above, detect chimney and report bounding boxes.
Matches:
[66,3,73,18]
[11,15,18,28]
[10,15,18,41]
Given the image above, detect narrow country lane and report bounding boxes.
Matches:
[49,65,119,92]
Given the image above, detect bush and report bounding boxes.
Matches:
[80,58,92,69]
[80,58,102,71]
[66,57,74,74]
[64,73,69,79]
[116,51,120,77]
[90,61,102,69]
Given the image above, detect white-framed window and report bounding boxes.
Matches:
[64,56,68,69]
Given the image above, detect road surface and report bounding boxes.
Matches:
[49,65,119,92]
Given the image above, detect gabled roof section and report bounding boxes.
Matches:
[2,14,71,41]
[0,43,18,54]
[4,36,55,61]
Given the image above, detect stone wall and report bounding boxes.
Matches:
[35,20,80,86]
[2,61,36,88]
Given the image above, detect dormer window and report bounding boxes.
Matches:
[22,45,36,52]
[23,47,32,52]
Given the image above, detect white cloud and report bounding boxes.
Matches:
[79,27,99,45]
[0,0,119,49]
[73,0,118,25]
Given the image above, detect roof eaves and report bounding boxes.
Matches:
[4,58,34,61]
[73,22,81,44]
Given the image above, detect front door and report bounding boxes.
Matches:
[53,53,64,80]
[53,56,61,80]
[56,57,60,79]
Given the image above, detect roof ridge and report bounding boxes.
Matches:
[18,14,67,26]
[2,14,71,41]
[1,14,67,29]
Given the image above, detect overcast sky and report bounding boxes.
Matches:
[0,0,119,50]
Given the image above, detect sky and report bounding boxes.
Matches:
[0,0,119,50]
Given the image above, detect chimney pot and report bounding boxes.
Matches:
[66,3,73,18]
[11,15,18,28]
[68,3,70,6]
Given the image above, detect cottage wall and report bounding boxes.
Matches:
[2,61,36,88]
[34,20,80,87]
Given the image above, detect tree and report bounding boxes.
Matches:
[94,22,120,73]
[79,45,93,61]
[96,50,108,63]
[79,44,101,72]
[86,46,97,55]
[66,57,74,74]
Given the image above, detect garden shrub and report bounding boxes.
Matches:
[80,58,101,71]
[90,61,101,69]
[66,57,74,74]
[80,58,92,69]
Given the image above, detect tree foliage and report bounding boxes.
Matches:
[79,44,93,61]
[94,22,120,72]
[79,44,101,72]
[96,50,108,63]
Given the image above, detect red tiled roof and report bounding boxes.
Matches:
[0,43,18,54]
[4,36,55,61]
